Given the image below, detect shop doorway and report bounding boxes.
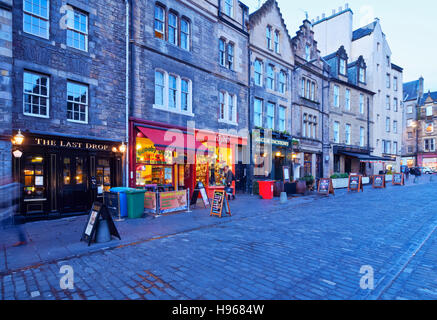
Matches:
[61,155,89,213]
[345,158,352,174]
[235,162,247,193]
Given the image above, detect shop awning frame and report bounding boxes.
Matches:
[339,151,393,162]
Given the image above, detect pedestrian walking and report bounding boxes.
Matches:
[224,166,236,200]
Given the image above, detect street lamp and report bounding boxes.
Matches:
[12,129,24,146]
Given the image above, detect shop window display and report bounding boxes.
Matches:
[24,155,46,200]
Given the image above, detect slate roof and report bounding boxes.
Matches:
[352,21,377,41]
[403,80,420,101]
[419,91,437,106]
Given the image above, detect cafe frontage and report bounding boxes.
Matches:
[129,119,248,201]
[13,132,124,219]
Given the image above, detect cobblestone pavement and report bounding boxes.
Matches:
[2,180,437,300]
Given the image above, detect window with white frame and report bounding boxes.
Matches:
[266,102,275,129]
[180,19,190,51]
[407,119,413,127]
[426,105,433,116]
[266,26,272,50]
[345,89,351,111]
[301,78,305,97]
[311,82,315,101]
[334,85,339,107]
[66,7,88,51]
[227,43,234,70]
[394,77,398,91]
[219,39,226,67]
[219,91,225,120]
[312,116,317,139]
[393,120,398,134]
[360,94,364,114]
[339,58,346,75]
[359,68,366,83]
[393,141,398,155]
[168,13,178,46]
[154,70,192,115]
[386,96,390,110]
[154,5,165,40]
[386,117,390,132]
[394,97,398,112]
[425,139,435,152]
[274,30,280,53]
[308,115,312,138]
[345,124,351,145]
[67,81,88,123]
[333,121,339,143]
[224,0,233,17]
[360,127,365,147]
[386,73,391,88]
[23,0,49,39]
[254,98,263,127]
[407,105,413,114]
[227,93,236,123]
[254,60,263,86]
[266,65,274,90]
[305,79,310,99]
[303,114,307,137]
[278,106,286,132]
[23,71,49,118]
[279,71,286,94]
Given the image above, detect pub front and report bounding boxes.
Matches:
[13,132,123,220]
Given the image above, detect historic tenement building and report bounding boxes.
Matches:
[291,19,329,180]
[0,0,12,181]
[9,0,127,219]
[247,0,294,184]
[417,91,437,170]
[402,77,424,168]
[128,0,250,198]
[324,46,376,175]
[313,6,404,174]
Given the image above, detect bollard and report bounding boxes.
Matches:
[280,192,288,204]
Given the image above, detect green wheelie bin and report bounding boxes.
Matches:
[125,188,146,219]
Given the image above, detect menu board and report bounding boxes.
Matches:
[318,178,334,195]
[190,182,210,208]
[392,173,404,186]
[372,175,386,189]
[210,190,231,218]
[283,166,291,183]
[348,175,363,192]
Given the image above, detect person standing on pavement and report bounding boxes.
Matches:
[224,166,236,200]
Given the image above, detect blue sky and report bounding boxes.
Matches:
[244,0,437,92]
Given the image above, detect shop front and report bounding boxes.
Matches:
[418,154,437,170]
[13,132,123,219]
[129,119,247,201]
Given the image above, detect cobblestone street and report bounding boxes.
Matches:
[2,180,437,300]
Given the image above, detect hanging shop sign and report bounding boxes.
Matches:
[392,173,405,186]
[80,202,121,246]
[253,136,290,147]
[159,190,188,214]
[210,190,231,218]
[372,175,386,189]
[318,178,335,196]
[348,175,363,192]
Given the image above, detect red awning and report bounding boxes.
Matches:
[137,126,206,152]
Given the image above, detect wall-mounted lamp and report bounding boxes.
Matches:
[12,129,24,146]
[119,142,127,153]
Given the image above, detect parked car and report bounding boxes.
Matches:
[418,167,433,174]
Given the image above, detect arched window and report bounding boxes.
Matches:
[168,13,178,45]
[154,5,165,40]
[181,19,190,50]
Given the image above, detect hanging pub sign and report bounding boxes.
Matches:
[283,166,291,183]
[392,173,405,186]
[190,182,210,208]
[81,202,121,246]
[372,175,386,189]
[317,178,335,196]
[348,175,363,192]
[210,190,231,218]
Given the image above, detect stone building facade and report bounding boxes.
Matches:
[9,0,127,218]
[291,20,330,180]
[128,0,250,195]
[247,0,294,183]
[402,77,424,168]
[324,46,375,176]
[313,7,404,174]
[417,92,437,170]
[0,0,12,182]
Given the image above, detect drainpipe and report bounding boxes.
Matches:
[247,35,253,194]
[125,0,130,187]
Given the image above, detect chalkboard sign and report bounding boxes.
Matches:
[190,182,210,208]
[392,173,404,186]
[104,192,120,217]
[210,190,231,218]
[318,178,335,196]
[372,175,386,189]
[348,175,363,192]
[81,202,121,246]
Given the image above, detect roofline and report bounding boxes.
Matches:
[312,8,353,27]
[391,63,403,72]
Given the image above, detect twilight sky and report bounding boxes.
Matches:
[244,0,436,92]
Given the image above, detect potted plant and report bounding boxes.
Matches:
[300,175,315,191]
[330,173,349,189]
